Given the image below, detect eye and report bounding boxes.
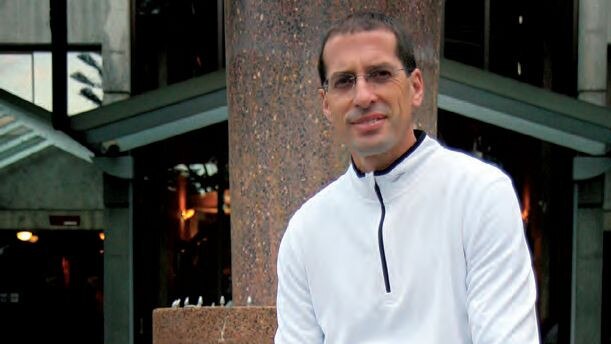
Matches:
[368,69,393,83]
[331,74,356,90]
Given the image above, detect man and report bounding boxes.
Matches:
[275,12,539,344]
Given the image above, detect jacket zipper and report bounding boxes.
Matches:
[374,182,391,293]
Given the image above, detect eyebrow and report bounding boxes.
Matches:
[328,62,399,77]
[366,62,396,71]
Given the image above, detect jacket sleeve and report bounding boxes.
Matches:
[463,176,540,344]
[275,221,324,343]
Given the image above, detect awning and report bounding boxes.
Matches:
[0,89,92,170]
[439,59,611,156]
[70,70,227,153]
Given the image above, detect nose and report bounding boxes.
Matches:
[352,76,378,108]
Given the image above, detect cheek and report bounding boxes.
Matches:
[382,84,410,115]
[396,97,410,118]
[328,106,351,140]
[395,83,413,114]
[326,106,339,126]
[327,100,349,123]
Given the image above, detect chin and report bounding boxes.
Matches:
[351,141,393,158]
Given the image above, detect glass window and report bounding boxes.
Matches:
[0,53,49,109]
[0,51,103,115]
[68,52,103,115]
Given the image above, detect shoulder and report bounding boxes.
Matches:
[421,140,518,216]
[286,173,349,231]
[281,172,350,245]
[432,141,512,187]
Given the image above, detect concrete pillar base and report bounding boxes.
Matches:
[153,307,276,344]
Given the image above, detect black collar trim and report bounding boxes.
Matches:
[352,130,427,178]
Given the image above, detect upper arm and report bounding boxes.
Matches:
[275,222,324,343]
[464,177,540,344]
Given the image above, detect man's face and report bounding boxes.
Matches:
[320,29,423,170]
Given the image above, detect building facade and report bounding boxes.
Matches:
[0,1,609,343]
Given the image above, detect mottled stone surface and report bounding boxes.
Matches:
[226,0,442,306]
[153,306,277,344]
[102,0,131,98]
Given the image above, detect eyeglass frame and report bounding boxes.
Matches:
[320,66,414,94]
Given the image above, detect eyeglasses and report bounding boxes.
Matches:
[322,67,411,95]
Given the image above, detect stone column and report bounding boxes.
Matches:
[571,157,611,344]
[102,0,131,104]
[578,0,608,105]
[226,0,442,307]
[103,171,134,344]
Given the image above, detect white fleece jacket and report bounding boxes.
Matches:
[275,133,539,344]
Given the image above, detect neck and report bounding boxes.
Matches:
[352,130,417,173]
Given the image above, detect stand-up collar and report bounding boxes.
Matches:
[351,130,427,178]
[348,130,439,201]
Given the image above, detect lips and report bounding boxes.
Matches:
[352,113,385,124]
[350,113,387,133]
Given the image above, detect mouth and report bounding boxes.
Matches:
[350,113,387,133]
[351,113,386,124]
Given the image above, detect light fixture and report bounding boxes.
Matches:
[181,209,195,220]
[99,232,105,241]
[16,231,32,242]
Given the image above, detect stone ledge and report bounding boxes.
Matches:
[153,306,277,344]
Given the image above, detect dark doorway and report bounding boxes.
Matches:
[0,230,104,344]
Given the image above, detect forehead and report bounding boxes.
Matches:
[322,29,400,73]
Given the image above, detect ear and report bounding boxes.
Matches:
[319,88,332,122]
[409,68,424,107]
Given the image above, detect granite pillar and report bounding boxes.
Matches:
[226,0,442,307]
[153,1,442,342]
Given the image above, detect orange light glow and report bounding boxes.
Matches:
[62,257,71,288]
[521,208,529,222]
[181,209,195,220]
[28,235,39,243]
[99,232,105,241]
[521,181,531,224]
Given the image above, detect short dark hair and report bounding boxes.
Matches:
[317,12,417,86]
